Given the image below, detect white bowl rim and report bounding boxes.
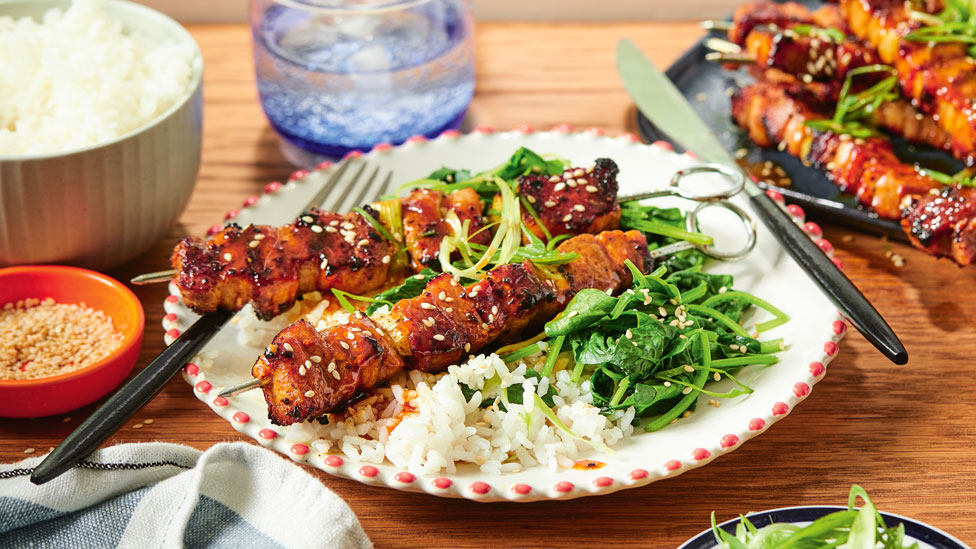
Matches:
[0,0,204,162]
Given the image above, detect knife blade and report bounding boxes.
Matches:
[615,38,907,365]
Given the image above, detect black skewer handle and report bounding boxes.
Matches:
[748,193,908,365]
[30,311,233,485]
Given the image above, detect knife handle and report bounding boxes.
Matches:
[748,193,908,365]
[29,311,232,485]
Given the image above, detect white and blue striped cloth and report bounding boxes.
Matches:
[0,442,371,548]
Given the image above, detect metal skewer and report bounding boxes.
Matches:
[131,269,178,285]
[704,37,742,54]
[701,20,733,31]
[218,378,267,397]
[705,52,757,64]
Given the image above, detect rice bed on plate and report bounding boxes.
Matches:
[210,297,635,475]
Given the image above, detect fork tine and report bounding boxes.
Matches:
[302,158,356,212]
[318,161,368,213]
[335,165,380,213]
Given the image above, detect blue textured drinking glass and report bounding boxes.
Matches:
[249,0,475,164]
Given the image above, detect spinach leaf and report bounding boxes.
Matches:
[611,314,675,379]
[365,268,438,315]
[570,331,618,366]
[623,382,683,416]
[426,166,473,183]
[496,147,566,180]
[545,289,618,337]
[504,369,556,407]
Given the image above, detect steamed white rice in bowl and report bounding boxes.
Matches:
[0,0,199,155]
[221,295,636,476]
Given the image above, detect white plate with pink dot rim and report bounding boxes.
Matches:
[162,126,846,502]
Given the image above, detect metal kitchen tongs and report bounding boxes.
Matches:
[617,162,757,261]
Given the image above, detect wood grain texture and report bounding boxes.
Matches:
[3,22,975,547]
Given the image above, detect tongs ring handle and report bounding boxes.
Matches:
[669,163,745,201]
[686,200,757,261]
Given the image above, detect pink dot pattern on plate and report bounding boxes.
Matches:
[290,443,309,455]
[794,382,811,397]
[184,363,199,376]
[593,477,613,487]
[832,320,847,334]
[512,483,532,495]
[629,469,648,480]
[809,361,825,377]
[824,341,838,355]
[394,472,415,484]
[664,460,682,471]
[325,455,343,467]
[749,418,766,431]
[691,448,711,460]
[194,381,211,393]
[232,411,249,423]
[721,434,739,448]
[554,481,574,493]
[432,477,452,489]
[469,481,491,494]
[258,428,278,440]
[359,465,379,478]
[772,402,789,416]
[212,397,228,407]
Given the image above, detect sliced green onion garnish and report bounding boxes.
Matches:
[701,291,790,332]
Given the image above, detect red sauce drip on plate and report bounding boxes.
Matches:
[573,460,606,471]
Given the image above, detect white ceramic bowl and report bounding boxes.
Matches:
[0,0,203,270]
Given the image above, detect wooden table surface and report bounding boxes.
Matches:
[3,21,976,548]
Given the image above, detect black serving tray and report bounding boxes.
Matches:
[635,0,966,242]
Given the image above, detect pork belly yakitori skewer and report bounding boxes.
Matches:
[709,7,967,161]
[252,229,651,425]
[839,0,976,166]
[170,159,622,320]
[732,80,976,264]
[901,186,976,265]
[731,80,942,220]
[746,62,955,157]
[724,1,848,46]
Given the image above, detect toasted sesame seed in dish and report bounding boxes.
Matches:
[0,266,144,418]
[1,298,124,381]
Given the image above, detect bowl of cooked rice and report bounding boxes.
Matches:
[0,0,203,270]
[0,265,144,418]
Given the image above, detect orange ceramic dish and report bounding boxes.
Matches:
[0,266,144,418]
